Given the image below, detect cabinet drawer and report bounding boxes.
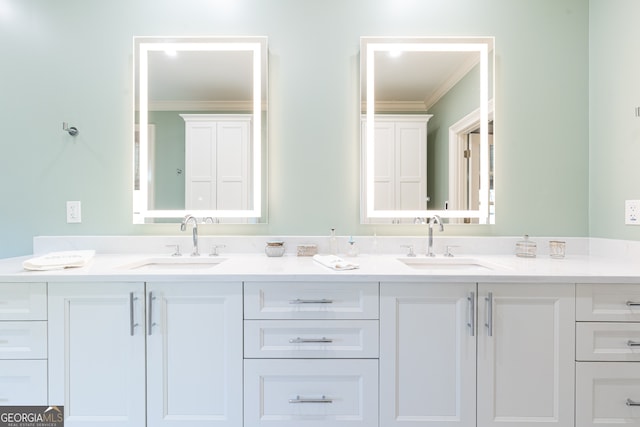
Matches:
[577,322,640,361]
[0,360,47,405]
[0,321,47,359]
[577,284,640,321]
[244,320,379,358]
[244,282,379,319]
[0,283,46,320]
[244,359,378,427]
[577,362,640,426]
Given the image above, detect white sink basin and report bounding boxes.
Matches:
[120,256,227,271]
[397,257,493,271]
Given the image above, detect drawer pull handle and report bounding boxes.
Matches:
[289,395,333,404]
[627,340,640,347]
[289,337,333,344]
[289,299,334,304]
[627,398,640,407]
[626,301,640,307]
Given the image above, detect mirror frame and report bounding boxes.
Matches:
[133,36,267,224]
[361,36,494,224]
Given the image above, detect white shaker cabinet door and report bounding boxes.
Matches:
[379,282,477,427]
[477,283,575,427]
[48,282,146,427]
[577,362,640,426]
[146,282,243,427]
[244,359,378,427]
[0,360,47,405]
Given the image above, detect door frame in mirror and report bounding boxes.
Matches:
[361,36,494,224]
[133,36,268,224]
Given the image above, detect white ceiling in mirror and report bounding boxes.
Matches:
[133,36,267,224]
[360,36,494,225]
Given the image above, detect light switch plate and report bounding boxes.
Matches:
[625,200,640,225]
[66,201,82,223]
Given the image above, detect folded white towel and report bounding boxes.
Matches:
[23,250,96,271]
[313,254,359,271]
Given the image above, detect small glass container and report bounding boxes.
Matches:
[549,240,566,259]
[347,236,358,257]
[265,240,285,257]
[515,235,537,258]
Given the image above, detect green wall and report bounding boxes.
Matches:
[589,0,640,240]
[0,0,591,258]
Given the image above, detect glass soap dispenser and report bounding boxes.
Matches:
[515,234,537,258]
[347,236,358,257]
[329,228,338,255]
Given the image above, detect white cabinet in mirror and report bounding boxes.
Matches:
[133,36,268,224]
[360,37,495,225]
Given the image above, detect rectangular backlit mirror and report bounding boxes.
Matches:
[133,36,268,224]
[361,37,494,224]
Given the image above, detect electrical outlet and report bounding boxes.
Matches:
[66,201,82,223]
[625,200,640,225]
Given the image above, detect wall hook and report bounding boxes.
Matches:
[62,122,79,136]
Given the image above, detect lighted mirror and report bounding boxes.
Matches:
[133,36,268,224]
[360,37,494,224]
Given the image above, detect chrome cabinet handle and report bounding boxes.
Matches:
[129,292,139,336]
[289,395,333,404]
[148,292,156,336]
[626,301,640,307]
[485,292,493,337]
[289,337,333,343]
[467,292,475,336]
[627,398,640,406]
[289,298,333,304]
[627,340,640,347]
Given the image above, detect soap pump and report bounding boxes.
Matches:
[347,236,358,257]
[329,228,338,255]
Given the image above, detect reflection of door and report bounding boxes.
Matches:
[362,115,432,224]
[463,133,493,214]
[467,133,481,211]
[182,114,251,211]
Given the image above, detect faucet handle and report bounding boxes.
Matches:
[166,244,182,257]
[401,244,416,257]
[444,245,459,257]
[209,244,226,257]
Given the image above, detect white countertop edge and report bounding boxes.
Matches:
[1,250,639,284]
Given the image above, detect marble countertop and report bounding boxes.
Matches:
[1,251,639,284]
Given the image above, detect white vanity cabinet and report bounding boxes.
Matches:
[575,283,640,426]
[476,283,575,427]
[380,282,575,427]
[0,282,48,405]
[146,281,243,427]
[243,281,379,427]
[48,282,147,427]
[380,282,476,427]
[48,281,243,427]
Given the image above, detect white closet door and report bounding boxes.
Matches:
[216,120,250,210]
[395,121,427,210]
[185,122,216,210]
[373,121,395,211]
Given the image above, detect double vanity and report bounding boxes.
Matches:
[2,236,640,427]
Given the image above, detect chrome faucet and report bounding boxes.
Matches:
[427,215,444,257]
[180,214,199,256]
